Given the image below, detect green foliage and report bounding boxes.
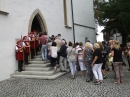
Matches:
[94,0,130,36]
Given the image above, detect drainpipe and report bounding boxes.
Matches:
[71,0,75,44]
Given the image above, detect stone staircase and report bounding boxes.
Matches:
[11,55,70,79]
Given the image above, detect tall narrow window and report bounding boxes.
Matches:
[63,0,72,27]
[63,0,68,25]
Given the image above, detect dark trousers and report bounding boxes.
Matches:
[39,44,42,51]
[31,49,35,59]
[102,58,106,70]
[112,63,114,71]
[50,57,57,67]
[24,53,29,64]
[36,47,39,55]
[127,58,130,69]
[57,52,60,64]
[18,60,23,71]
[47,50,51,60]
[76,60,80,71]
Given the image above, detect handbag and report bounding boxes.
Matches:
[67,48,73,59]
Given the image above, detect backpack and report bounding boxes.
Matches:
[51,47,57,58]
[77,47,83,61]
[78,47,83,54]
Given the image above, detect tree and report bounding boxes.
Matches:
[94,0,130,46]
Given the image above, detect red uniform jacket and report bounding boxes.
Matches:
[24,41,30,54]
[35,36,39,48]
[16,45,24,60]
[30,37,35,49]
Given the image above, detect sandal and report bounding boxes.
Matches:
[114,81,120,84]
[86,79,90,82]
[120,81,123,83]
[71,76,75,79]
[54,67,57,71]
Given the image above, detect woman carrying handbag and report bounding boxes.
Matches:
[66,41,77,79]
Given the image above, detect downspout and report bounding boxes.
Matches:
[71,0,75,44]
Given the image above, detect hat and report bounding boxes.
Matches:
[23,36,27,40]
[17,40,21,44]
[33,30,37,32]
[29,32,34,34]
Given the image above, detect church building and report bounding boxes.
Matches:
[0,0,96,81]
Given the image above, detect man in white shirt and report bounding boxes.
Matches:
[57,34,62,40]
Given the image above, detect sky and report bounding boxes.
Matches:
[96,0,109,42]
[96,25,104,42]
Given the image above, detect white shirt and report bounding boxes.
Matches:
[15,42,25,50]
[90,43,93,48]
[75,45,79,53]
[50,46,58,58]
[25,36,31,41]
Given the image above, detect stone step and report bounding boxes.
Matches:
[25,67,52,71]
[11,54,70,80]
[32,58,42,61]
[14,68,61,76]
[25,63,50,68]
[29,60,50,64]
[34,55,42,58]
[11,71,69,80]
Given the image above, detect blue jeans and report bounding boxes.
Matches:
[42,45,47,60]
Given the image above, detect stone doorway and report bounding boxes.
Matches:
[31,14,42,32]
[28,9,48,34]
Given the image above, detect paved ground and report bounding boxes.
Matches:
[0,64,130,97]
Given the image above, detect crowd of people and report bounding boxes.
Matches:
[15,30,130,85]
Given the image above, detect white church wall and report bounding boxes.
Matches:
[0,0,73,81]
[73,0,95,28]
[0,0,95,81]
[73,0,96,44]
[75,25,96,45]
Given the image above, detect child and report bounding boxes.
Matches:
[108,50,113,71]
[109,53,113,66]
